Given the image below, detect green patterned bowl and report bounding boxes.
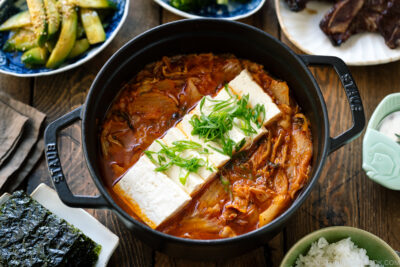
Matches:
[363,93,400,190]
[280,226,400,267]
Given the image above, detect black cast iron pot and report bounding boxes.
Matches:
[44,19,365,260]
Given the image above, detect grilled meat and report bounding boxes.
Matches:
[378,0,400,48]
[284,0,400,49]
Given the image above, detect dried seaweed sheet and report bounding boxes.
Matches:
[0,191,101,267]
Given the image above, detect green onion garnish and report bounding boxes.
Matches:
[190,85,265,156]
[145,140,212,182]
[219,175,230,193]
[179,172,190,185]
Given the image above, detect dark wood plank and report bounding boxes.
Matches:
[155,247,267,267]
[280,30,400,260]
[27,0,161,266]
[3,0,395,266]
[0,75,31,104]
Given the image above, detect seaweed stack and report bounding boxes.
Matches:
[0,191,101,267]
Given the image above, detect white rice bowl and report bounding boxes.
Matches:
[294,237,382,267]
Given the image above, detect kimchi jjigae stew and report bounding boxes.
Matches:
[99,54,313,239]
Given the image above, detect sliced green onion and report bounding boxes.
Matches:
[146,139,211,176]
[190,85,266,156]
[219,175,230,193]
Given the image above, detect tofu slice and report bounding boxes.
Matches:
[192,86,267,153]
[161,128,217,184]
[194,87,234,115]
[192,89,249,152]
[228,69,282,125]
[114,156,191,229]
[146,139,163,153]
[163,164,204,196]
[143,131,204,195]
[232,118,268,151]
[176,113,230,168]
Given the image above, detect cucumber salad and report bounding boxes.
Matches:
[0,0,116,69]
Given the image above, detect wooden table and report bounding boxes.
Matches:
[1,0,400,266]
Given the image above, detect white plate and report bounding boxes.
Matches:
[0,184,119,267]
[275,0,400,66]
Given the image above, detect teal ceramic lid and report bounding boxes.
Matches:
[362,93,400,190]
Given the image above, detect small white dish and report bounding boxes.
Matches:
[0,183,119,267]
[275,0,400,66]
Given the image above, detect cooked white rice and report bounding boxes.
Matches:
[294,237,382,267]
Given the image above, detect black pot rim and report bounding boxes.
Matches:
[82,18,330,245]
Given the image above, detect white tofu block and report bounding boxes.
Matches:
[232,118,268,151]
[161,127,188,147]
[228,121,246,144]
[161,127,217,183]
[194,87,235,115]
[163,164,205,196]
[176,114,230,168]
[146,140,163,153]
[192,102,265,153]
[189,89,250,153]
[229,69,282,125]
[141,129,204,195]
[114,156,190,229]
[214,87,234,101]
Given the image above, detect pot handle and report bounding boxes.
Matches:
[299,55,365,154]
[44,106,109,209]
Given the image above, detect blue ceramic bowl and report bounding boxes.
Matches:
[0,0,129,77]
[154,0,265,20]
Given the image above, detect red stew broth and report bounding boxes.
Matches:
[99,54,312,239]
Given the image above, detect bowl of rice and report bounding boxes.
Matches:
[280,226,400,267]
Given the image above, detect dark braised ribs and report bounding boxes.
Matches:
[319,0,366,45]
[378,0,400,48]
[284,0,400,48]
[320,0,400,48]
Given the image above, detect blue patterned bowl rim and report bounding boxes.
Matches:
[154,0,266,20]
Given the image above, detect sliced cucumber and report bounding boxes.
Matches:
[26,0,48,46]
[43,0,60,38]
[21,46,48,65]
[45,39,56,52]
[0,10,31,31]
[46,3,77,68]
[77,22,85,39]
[71,0,117,9]
[80,9,105,45]
[3,29,37,52]
[68,38,90,59]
